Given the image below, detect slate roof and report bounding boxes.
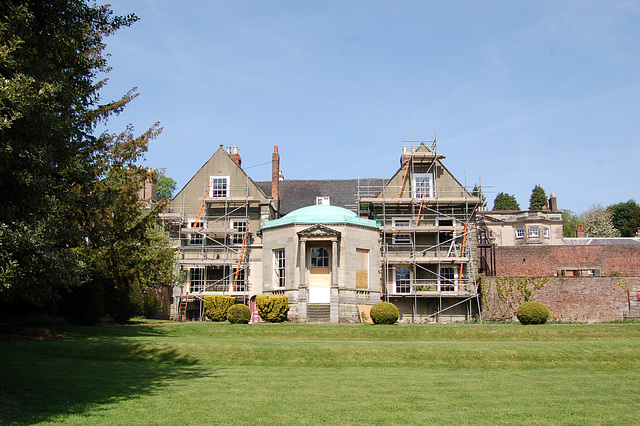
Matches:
[255,178,385,215]
[563,237,640,246]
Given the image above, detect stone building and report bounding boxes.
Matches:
[163,141,482,323]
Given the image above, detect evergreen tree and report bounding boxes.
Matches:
[0,1,177,321]
[493,193,520,211]
[472,184,487,208]
[529,185,547,211]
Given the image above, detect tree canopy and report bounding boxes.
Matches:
[472,184,487,208]
[529,185,547,211]
[0,0,177,322]
[493,193,520,211]
[581,204,620,238]
[607,200,640,237]
[157,173,177,201]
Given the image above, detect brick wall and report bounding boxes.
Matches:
[495,245,640,277]
[482,276,638,323]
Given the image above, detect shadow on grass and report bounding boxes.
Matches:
[0,324,220,424]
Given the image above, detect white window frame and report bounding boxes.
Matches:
[230,267,245,292]
[394,267,412,294]
[529,227,540,238]
[516,228,524,239]
[273,249,286,288]
[188,221,204,245]
[231,219,248,245]
[208,176,229,198]
[439,266,458,291]
[543,228,550,238]
[412,173,434,198]
[190,268,205,292]
[392,218,412,245]
[316,196,330,205]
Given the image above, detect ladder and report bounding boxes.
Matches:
[178,290,189,321]
[232,223,250,291]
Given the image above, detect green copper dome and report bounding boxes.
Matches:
[261,205,379,230]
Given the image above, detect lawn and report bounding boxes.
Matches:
[1,322,639,424]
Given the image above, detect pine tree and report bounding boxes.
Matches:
[493,193,520,211]
[529,185,547,211]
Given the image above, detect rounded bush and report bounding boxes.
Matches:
[516,301,550,325]
[203,295,236,322]
[370,302,399,325]
[227,304,252,324]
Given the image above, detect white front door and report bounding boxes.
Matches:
[309,247,330,303]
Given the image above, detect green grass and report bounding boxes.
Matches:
[1,323,639,424]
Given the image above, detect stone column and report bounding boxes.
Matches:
[298,239,307,322]
[330,239,339,323]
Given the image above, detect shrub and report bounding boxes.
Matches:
[370,302,399,325]
[516,301,550,325]
[203,296,236,321]
[256,295,289,323]
[227,304,252,324]
[142,292,161,319]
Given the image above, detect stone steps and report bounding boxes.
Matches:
[307,304,330,323]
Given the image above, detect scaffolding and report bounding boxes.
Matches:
[357,138,482,323]
[162,174,265,320]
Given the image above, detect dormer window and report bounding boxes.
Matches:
[316,196,330,205]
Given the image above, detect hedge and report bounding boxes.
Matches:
[516,301,550,325]
[370,302,399,324]
[256,295,289,323]
[227,304,252,324]
[203,295,236,321]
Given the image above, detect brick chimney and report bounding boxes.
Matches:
[576,223,585,238]
[272,146,280,204]
[548,192,558,212]
[230,146,241,166]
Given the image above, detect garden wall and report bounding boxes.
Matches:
[482,276,640,323]
[494,245,640,277]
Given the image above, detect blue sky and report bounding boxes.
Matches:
[99,0,639,213]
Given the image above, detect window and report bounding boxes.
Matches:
[231,268,245,292]
[231,220,247,245]
[208,176,229,198]
[274,249,285,288]
[356,249,369,289]
[440,266,457,291]
[543,228,550,238]
[529,227,539,238]
[188,221,204,245]
[393,218,412,245]
[395,267,411,293]
[316,196,330,205]
[516,228,524,239]
[412,173,433,198]
[190,268,205,292]
[310,247,329,267]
